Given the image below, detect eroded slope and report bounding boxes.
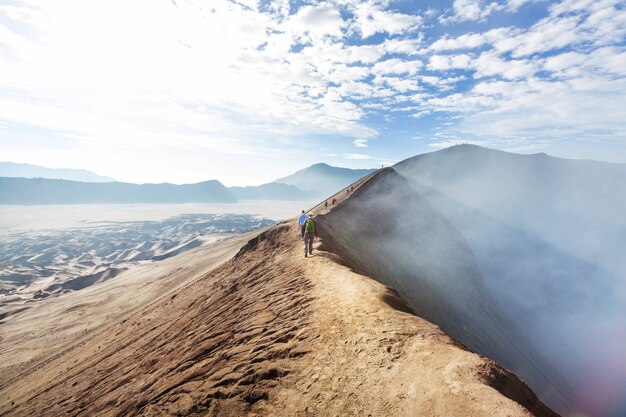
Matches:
[1,204,557,416]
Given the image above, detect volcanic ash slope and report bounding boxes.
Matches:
[0,193,556,416]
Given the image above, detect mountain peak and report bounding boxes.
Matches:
[0,161,115,183]
[274,163,376,195]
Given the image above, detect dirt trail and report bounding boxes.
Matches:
[0,178,557,416]
[257,224,554,417]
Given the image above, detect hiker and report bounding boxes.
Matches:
[332,198,336,205]
[303,213,318,257]
[324,200,328,208]
[350,186,353,192]
[298,209,308,240]
[346,189,349,195]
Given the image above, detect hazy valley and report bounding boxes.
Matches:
[0,213,275,310]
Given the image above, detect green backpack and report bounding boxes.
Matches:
[305,219,316,234]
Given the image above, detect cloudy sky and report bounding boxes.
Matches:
[1,0,625,185]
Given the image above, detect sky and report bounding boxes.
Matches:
[1,0,625,185]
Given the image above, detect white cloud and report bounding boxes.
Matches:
[266,0,290,18]
[344,44,387,63]
[544,47,626,81]
[549,0,613,16]
[428,54,472,70]
[440,0,501,23]
[452,0,490,21]
[430,28,518,51]
[299,42,385,68]
[543,51,588,78]
[376,77,421,93]
[431,32,485,51]
[351,1,422,38]
[433,4,619,66]
[411,110,432,118]
[473,53,538,79]
[287,4,345,43]
[0,2,378,148]
[343,153,373,159]
[1,0,625,183]
[492,1,626,57]
[500,15,581,57]
[382,38,424,55]
[505,0,537,10]
[423,8,439,19]
[372,58,423,75]
[232,0,260,11]
[420,73,626,151]
[53,132,91,141]
[440,0,536,23]
[418,75,466,90]
[0,0,391,183]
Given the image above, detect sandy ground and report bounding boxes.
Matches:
[0,233,252,386]
[0,176,557,416]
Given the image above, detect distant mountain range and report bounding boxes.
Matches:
[0,162,375,204]
[0,162,115,182]
[0,178,236,204]
[275,163,376,196]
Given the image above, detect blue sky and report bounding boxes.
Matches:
[1,0,625,185]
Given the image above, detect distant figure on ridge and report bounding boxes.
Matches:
[303,213,318,258]
[298,209,308,240]
[324,200,328,208]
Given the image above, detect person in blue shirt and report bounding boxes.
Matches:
[298,210,308,240]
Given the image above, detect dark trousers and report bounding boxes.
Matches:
[304,233,315,256]
[300,224,306,239]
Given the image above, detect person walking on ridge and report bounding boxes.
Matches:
[303,213,318,257]
[298,210,308,240]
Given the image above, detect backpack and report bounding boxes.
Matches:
[305,219,316,234]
